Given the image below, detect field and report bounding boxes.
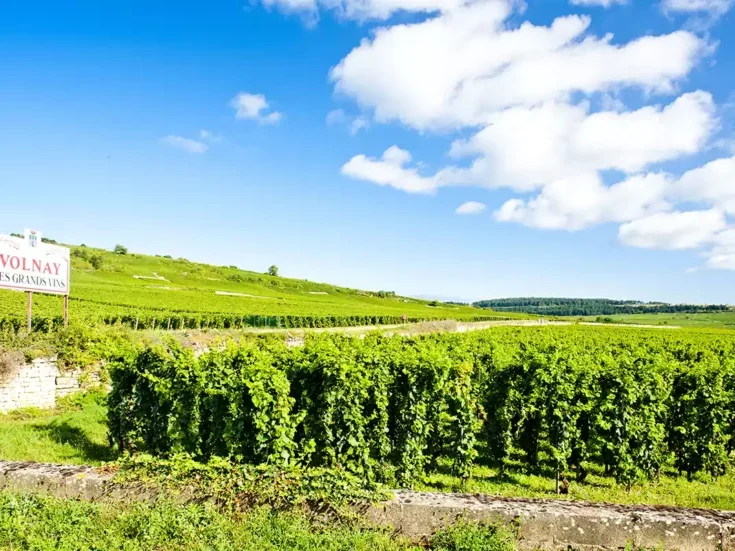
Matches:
[0,246,518,330]
[4,323,735,550]
[6,324,735,513]
[580,311,735,329]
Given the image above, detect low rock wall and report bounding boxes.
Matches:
[1,460,734,550]
[0,358,97,413]
[0,358,59,413]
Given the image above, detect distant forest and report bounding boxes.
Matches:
[473,297,731,317]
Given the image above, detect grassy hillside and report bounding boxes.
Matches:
[0,246,518,329]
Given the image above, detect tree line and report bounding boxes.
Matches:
[473,297,730,316]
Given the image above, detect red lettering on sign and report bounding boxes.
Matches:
[32,259,42,272]
[52,263,61,276]
[0,254,8,268]
[9,257,20,270]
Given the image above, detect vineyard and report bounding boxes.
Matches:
[109,325,735,491]
[0,245,518,331]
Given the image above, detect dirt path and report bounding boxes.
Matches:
[230,318,680,338]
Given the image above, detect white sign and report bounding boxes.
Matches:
[0,231,70,295]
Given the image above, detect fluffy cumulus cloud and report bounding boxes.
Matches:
[456,201,486,215]
[673,155,735,214]
[331,0,734,270]
[341,146,437,193]
[618,210,727,250]
[708,229,735,269]
[495,173,671,230]
[230,93,283,124]
[662,0,733,14]
[446,92,714,192]
[331,3,705,130]
[160,135,209,154]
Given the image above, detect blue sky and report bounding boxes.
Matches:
[1,0,734,303]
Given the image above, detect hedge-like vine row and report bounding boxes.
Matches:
[108,326,735,487]
[0,311,504,333]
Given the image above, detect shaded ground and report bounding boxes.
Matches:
[0,391,115,466]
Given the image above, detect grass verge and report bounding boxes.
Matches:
[0,390,115,465]
[420,458,735,510]
[0,490,519,551]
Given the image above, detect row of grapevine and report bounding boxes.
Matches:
[0,308,506,333]
[108,326,735,488]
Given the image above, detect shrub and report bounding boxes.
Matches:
[89,254,104,270]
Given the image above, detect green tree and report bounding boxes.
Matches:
[114,244,128,255]
[268,265,279,277]
[89,254,104,270]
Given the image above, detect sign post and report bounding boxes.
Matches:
[0,230,71,333]
[27,292,33,334]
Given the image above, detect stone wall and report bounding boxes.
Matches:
[1,460,734,551]
[0,358,60,413]
[0,357,93,413]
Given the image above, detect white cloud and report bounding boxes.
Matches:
[330,1,729,269]
[230,93,283,124]
[341,146,438,193]
[350,117,370,135]
[331,3,706,130]
[326,109,347,125]
[261,0,318,14]
[199,130,223,143]
[618,209,727,250]
[260,0,473,21]
[570,0,627,6]
[262,111,283,124]
[160,135,209,154]
[673,155,735,214]
[327,109,370,134]
[448,92,715,192]
[707,229,735,269]
[494,173,671,230]
[662,0,733,14]
[456,201,487,215]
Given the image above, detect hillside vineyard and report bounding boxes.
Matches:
[0,246,516,331]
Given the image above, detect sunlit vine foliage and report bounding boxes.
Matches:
[108,326,735,488]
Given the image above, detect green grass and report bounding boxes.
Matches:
[0,246,520,325]
[578,311,735,329]
[0,492,419,551]
[5,393,735,511]
[420,458,735,511]
[0,391,115,465]
[0,491,520,551]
